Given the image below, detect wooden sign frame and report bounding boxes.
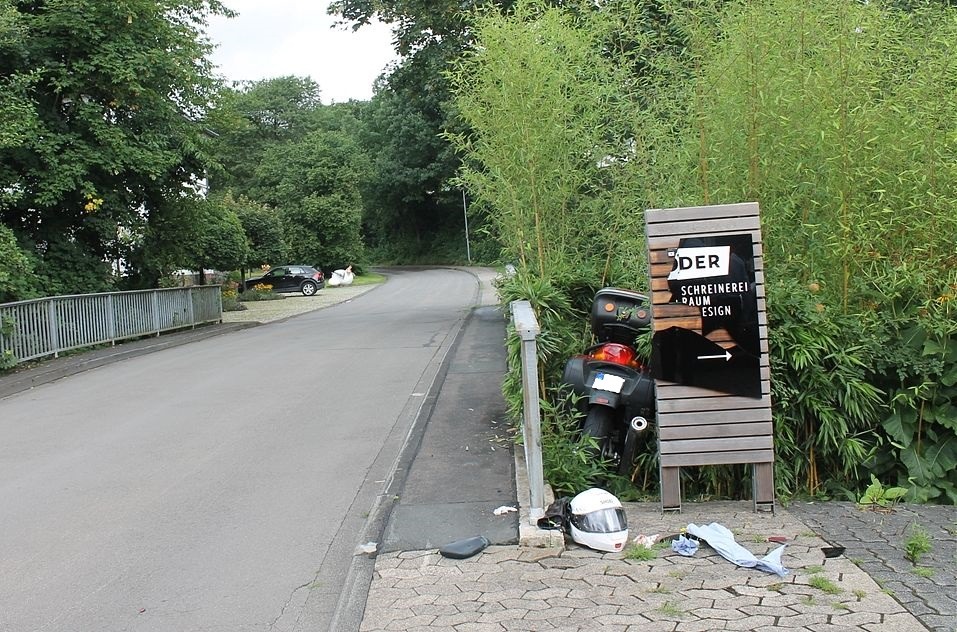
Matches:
[645,202,774,512]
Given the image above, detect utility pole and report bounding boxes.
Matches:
[462,189,472,264]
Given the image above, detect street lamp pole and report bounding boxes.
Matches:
[462,189,472,264]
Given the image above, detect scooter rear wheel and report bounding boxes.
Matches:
[582,407,615,460]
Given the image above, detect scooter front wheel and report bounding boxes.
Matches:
[582,406,615,460]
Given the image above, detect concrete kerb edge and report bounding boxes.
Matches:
[328,298,485,631]
[514,445,566,550]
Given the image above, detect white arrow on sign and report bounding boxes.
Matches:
[698,351,732,361]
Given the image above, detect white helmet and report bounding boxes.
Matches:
[568,488,629,552]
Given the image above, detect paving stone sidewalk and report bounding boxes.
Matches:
[360,501,941,631]
[790,501,956,632]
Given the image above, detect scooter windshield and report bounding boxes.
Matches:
[570,508,628,534]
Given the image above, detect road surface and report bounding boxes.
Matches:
[0,267,481,632]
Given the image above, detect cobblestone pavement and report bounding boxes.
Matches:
[789,501,956,632]
[360,501,941,631]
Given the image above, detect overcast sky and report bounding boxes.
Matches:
[204,0,399,103]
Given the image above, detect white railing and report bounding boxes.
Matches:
[0,286,222,366]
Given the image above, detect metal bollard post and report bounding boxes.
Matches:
[510,300,545,523]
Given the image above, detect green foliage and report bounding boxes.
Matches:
[0,314,16,370]
[448,0,645,281]
[642,0,956,502]
[767,278,885,497]
[330,0,478,57]
[282,192,364,273]
[131,195,248,287]
[0,311,15,370]
[0,349,14,371]
[0,0,231,294]
[0,224,40,303]
[568,0,957,502]
[192,198,249,279]
[207,76,324,198]
[239,286,284,302]
[207,78,366,273]
[220,291,245,312]
[449,0,955,503]
[498,271,595,424]
[537,395,615,497]
[222,193,286,272]
[858,475,909,509]
[357,61,469,263]
[648,0,957,309]
[869,272,957,503]
[808,575,842,595]
[903,523,932,565]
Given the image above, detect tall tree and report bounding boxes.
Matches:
[0,0,231,294]
[359,79,461,255]
[190,198,249,285]
[207,78,367,272]
[330,0,509,262]
[224,193,287,275]
[206,76,324,199]
[0,2,37,153]
[258,127,366,271]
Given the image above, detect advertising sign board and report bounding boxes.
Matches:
[645,202,774,511]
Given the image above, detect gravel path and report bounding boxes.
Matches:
[222,284,377,324]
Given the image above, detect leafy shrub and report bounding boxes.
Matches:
[858,475,908,509]
[867,273,957,504]
[537,393,614,497]
[0,349,15,371]
[767,278,884,499]
[0,225,41,303]
[221,287,245,312]
[239,283,284,302]
[498,270,590,421]
[0,316,17,370]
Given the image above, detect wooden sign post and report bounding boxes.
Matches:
[645,202,774,512]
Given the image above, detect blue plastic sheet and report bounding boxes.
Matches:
[686,522,789,576]
[671,534,699,557]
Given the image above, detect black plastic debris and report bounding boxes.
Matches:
[439,535,490,559]
[822,546,845,558]
[537,497,571,531]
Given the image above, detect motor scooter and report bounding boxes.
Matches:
[561,287,656,476]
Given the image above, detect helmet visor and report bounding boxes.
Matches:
[570,507,628,534]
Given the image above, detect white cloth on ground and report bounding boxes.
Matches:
[686,522,789,576]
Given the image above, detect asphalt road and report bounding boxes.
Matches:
[0,267,481,632]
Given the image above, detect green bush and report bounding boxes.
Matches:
[0,349,16,371]
[866,271,956,504]
[766,277,885,499]
[459,0,956,503]
[238,285,284,302]
[0,225,41,303]
[221,294,246,312]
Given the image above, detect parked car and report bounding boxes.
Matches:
[242,265,325,296]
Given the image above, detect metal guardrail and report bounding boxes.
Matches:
[0,286,223,366]
[510,300,545,524]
